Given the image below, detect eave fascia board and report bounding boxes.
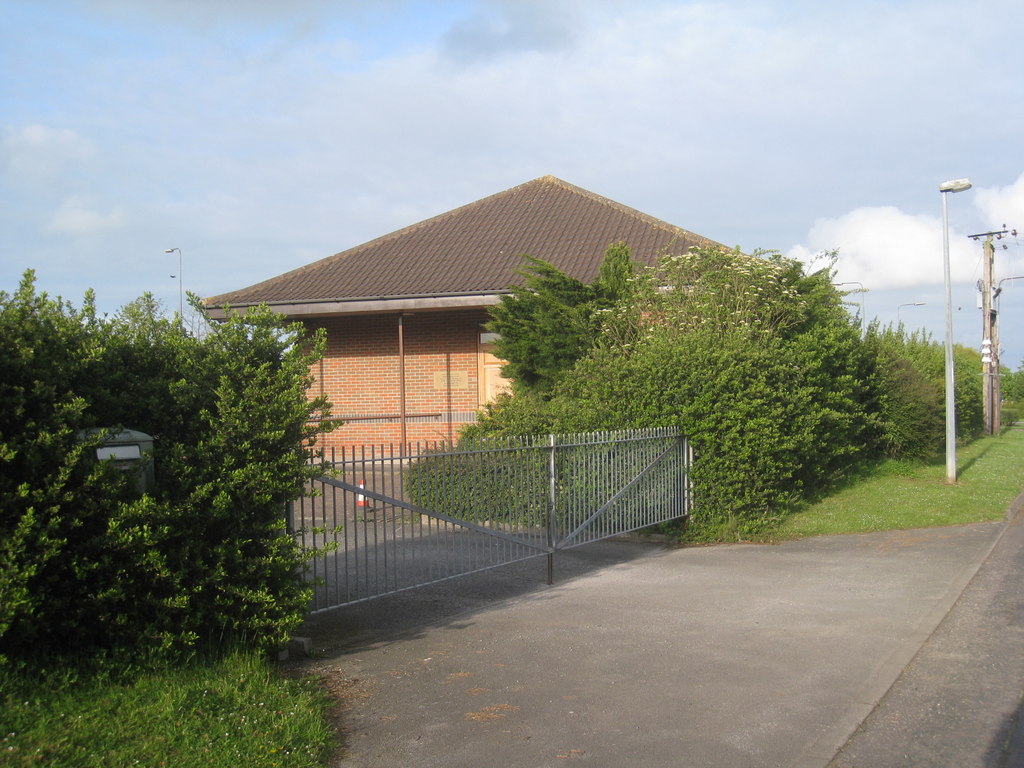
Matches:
[204,292,508,320]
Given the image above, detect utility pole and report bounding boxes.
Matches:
[982,234,996,435]
[970,227,1018,435]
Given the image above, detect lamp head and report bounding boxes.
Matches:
[939,178,972,193]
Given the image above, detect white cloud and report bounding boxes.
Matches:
[0,124,96,183]
[786,206,978,289]
[974,174,1024,284]
[787,175,1024,292]
[975,172,1024,232]
[47,197,126,236]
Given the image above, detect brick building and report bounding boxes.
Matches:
[204,176,722,448]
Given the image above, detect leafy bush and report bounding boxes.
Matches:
[405,429,686,540]
[490,248,997,539]
[405,437,551,529]
[486,243,638,393]
[473,249,881,538]
[953,345,985,438]
[862,328,945,458]
[0,272,332,664]
[863,324,984,454]
[1003,363,1024,402]
[1001,403,1021,427]
[472,246,987,541]
[551,330,842,537]
[874,349,945,457]
[1001,363,1022,427]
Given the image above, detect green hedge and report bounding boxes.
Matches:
[0,273,332,664]
[469,248,985,540]
[404,431,686,540]
[865,325,984,455]
[404,439,550,529]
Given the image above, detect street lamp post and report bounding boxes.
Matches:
[164,248,183,318]
[897,301,925,326]
[940,178,972,483]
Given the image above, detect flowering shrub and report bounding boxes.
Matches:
[474,248,880,538]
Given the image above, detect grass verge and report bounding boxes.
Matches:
[780,426,1024,538]
[0,650,335,767]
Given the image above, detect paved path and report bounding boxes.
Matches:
[830,501,1024,767]
[300,497,1024,768]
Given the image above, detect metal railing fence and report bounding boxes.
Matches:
[289,427,691,612]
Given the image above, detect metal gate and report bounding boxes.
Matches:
[289,427,691,613]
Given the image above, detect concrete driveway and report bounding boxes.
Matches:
[299,502,1024,768]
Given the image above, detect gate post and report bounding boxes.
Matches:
[547,433,557,585]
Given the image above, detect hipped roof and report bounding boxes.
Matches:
[204,175,723,317]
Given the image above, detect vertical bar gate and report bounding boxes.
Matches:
[289,427,691,613]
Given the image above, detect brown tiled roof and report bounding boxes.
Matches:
[204,175,723,310]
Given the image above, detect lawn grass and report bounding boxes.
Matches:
[780,426,1024,538]
[0,650,335,767]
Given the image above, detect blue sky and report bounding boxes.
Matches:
[3,0,1024,367]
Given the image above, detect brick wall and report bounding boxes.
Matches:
[303,309,492,448]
